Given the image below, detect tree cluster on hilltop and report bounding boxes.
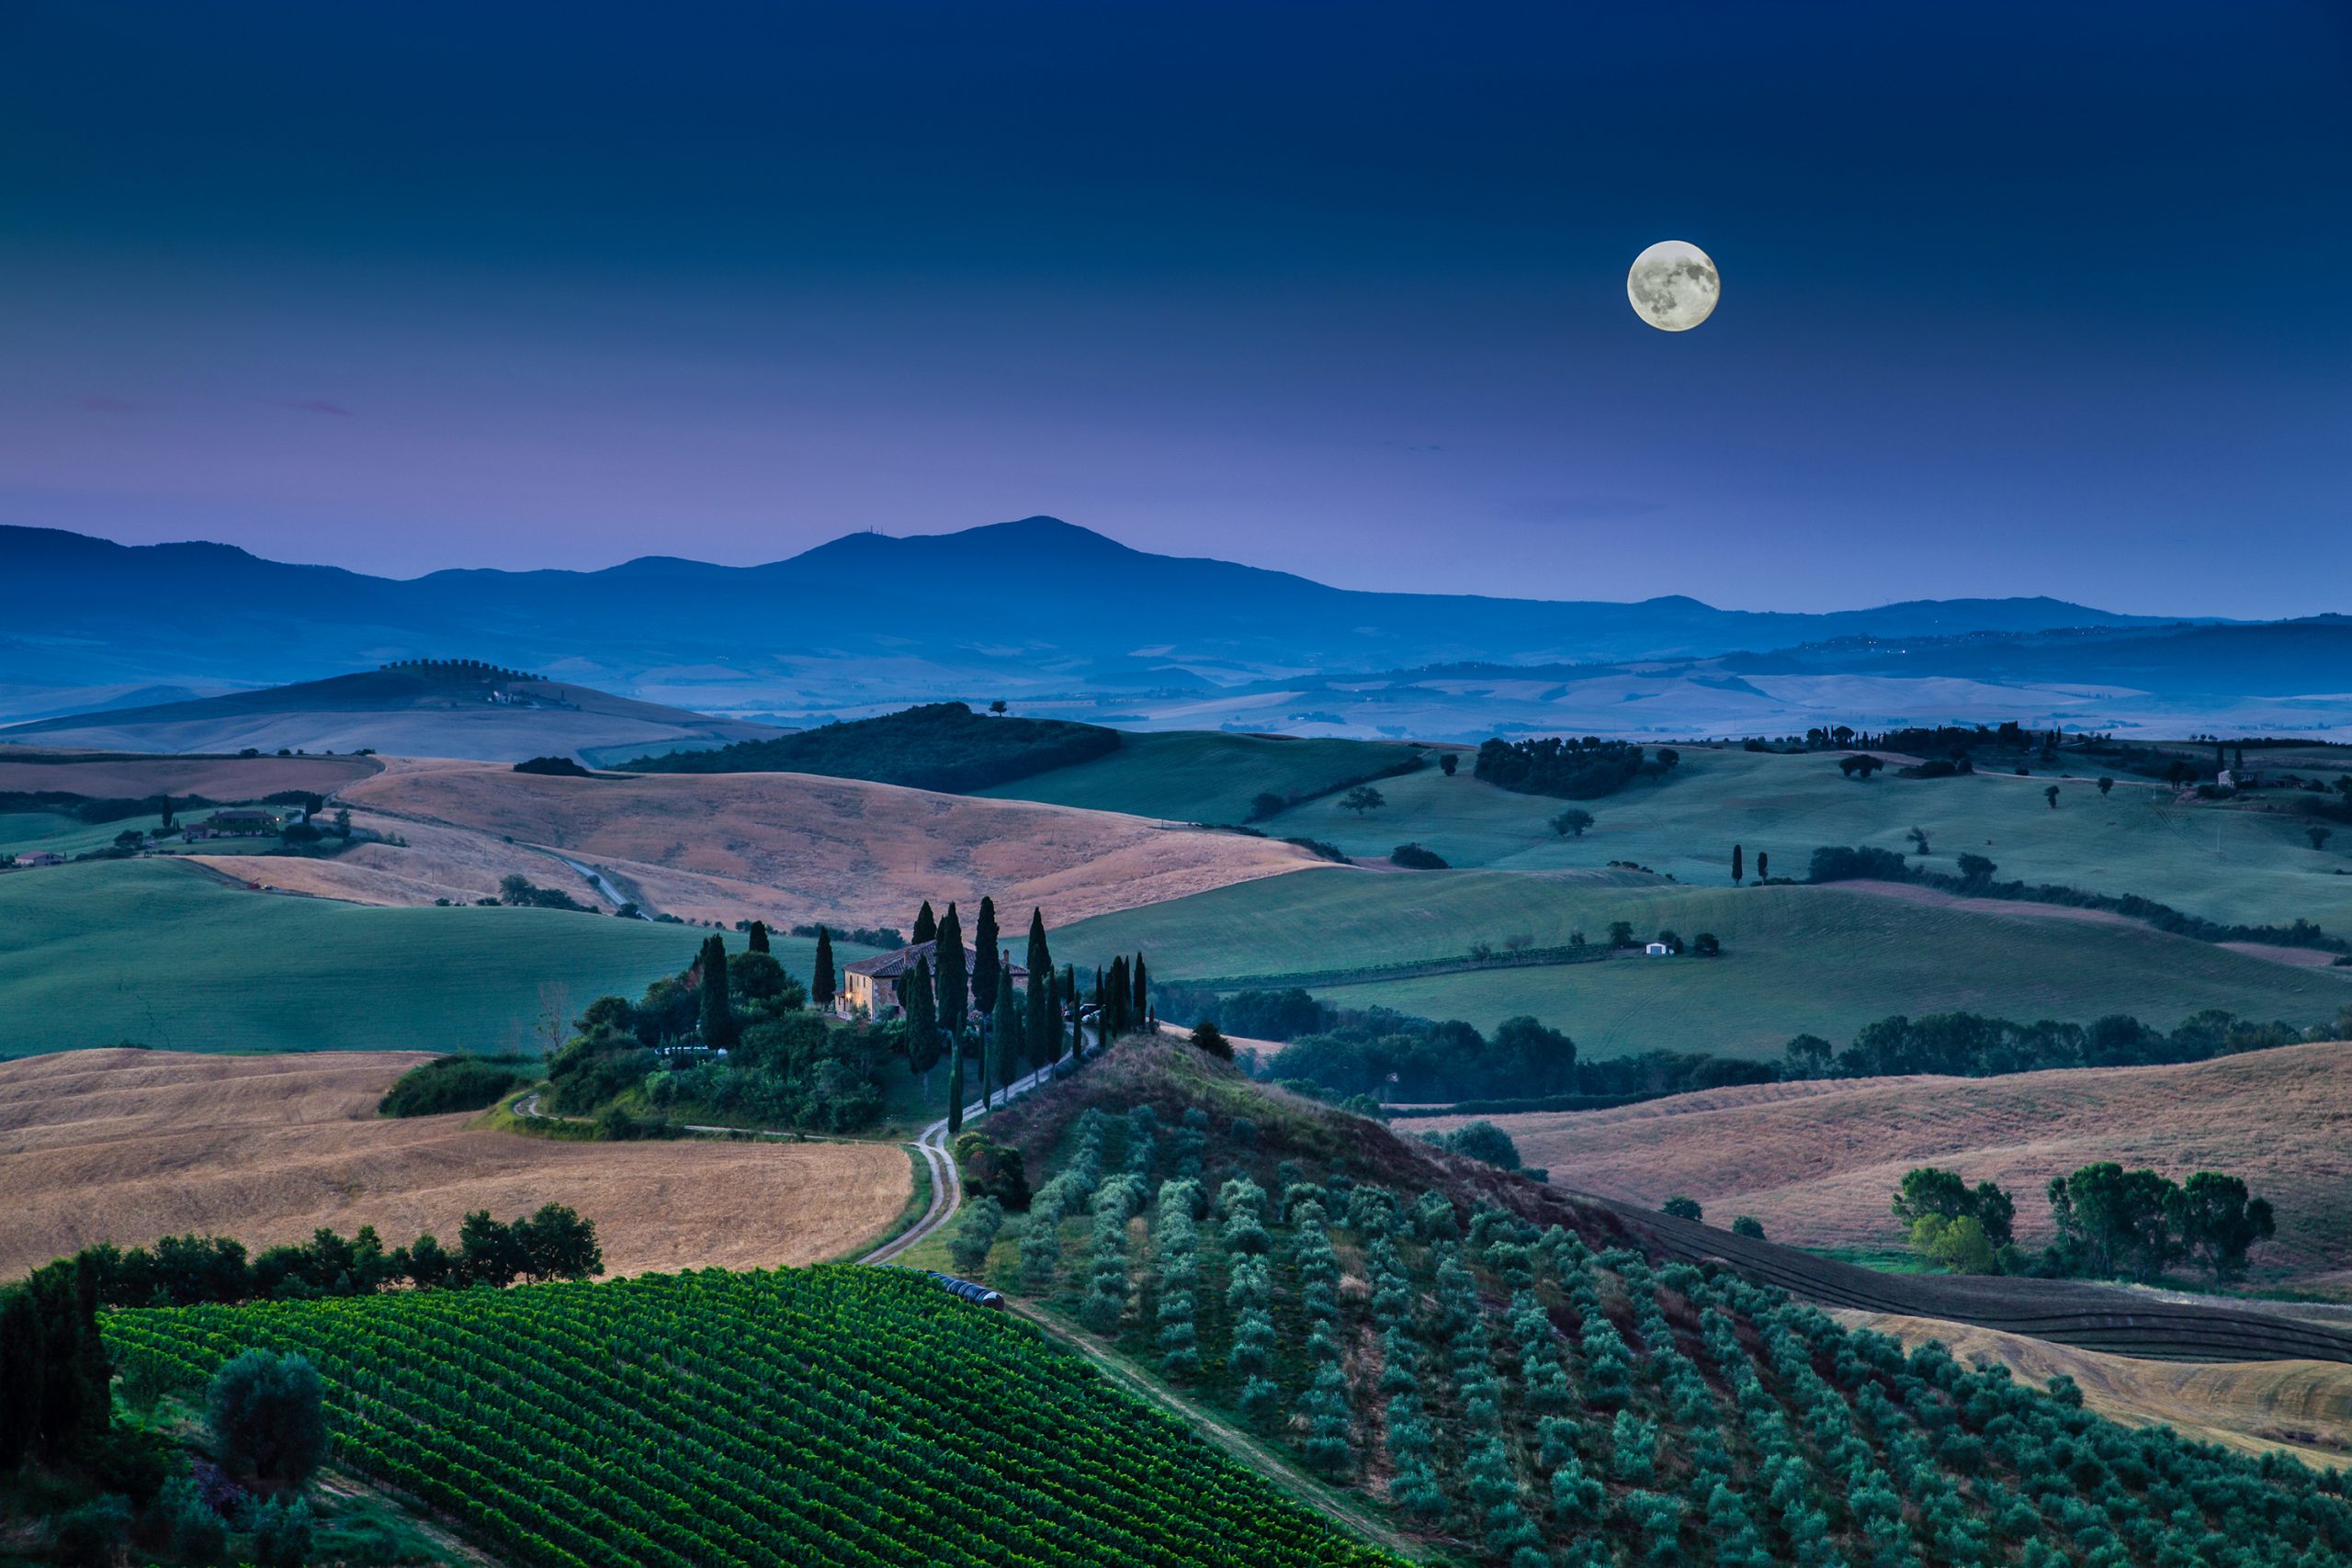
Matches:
[620,701,1121,792]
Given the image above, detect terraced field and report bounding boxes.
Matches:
[978,729,1423,825]
[1260,745,2352,934]
[1061,866,2352,1057]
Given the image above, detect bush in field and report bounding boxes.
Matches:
[207,1349,327,1485]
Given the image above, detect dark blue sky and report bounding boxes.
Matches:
[4,2,2348,615]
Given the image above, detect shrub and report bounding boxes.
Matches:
[378,1055,532,1117]
[1662,1196,1702,1222]
[1388,842,1448,870]
[1730,1215,1765,1239]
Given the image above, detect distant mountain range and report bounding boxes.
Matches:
[3,518,2344,741]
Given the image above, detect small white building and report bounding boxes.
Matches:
[1644,942,1671,957]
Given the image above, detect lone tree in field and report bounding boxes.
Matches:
[1192,1021,1232,1059]
[1906,827,1929,855]
[1731,843,1743,882]
[1838,753,1884,780]
[746,920,770,953]
[971,897,1001,1015]
[2309,825,2335,852]
[1438,752,1458,775]
[1662,1196,1702,1222]
[1755,850,1768,879]
[1340,785,1385,816]
[208,1349,327,1486]
[1551,808,1595,838]
[2044,784,2061,809]
[933,904,967,1027]
[810,926,835,1011]
[902,956,942,1095]
[912,900,938,945]
[1247,790,1286,821]
[696,935,736,1050]
[2097,776,2115,796]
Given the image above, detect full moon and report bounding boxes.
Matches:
[1627,240,1719,332]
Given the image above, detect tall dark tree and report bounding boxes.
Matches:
[971,897,1001,1015]
[810,927,835,1011]
[946,1030,966,1134]
[0,1289,39,1468]
[902,956,943,1096]
[1024,908,1052,987]
[1067,964,1083,1059]
[1091,965,1105,1055]
[1027,961,1058,1074]
[1756,851,1769,880]
[696,935,737,1049]
[933,905,967,1029]
[746,920,771,953]
[991,964,1022,1101]
[160,796,175,831]
[1131,952,1148,1027]
[1105,956,1130,1039]
[1731,844,1744,884]
[912,900,938,945]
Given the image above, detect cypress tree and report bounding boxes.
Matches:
[1105,956,1130,1039]
[1132,952,1148,1028]
[1027,962,1058,1074]
[0,1291,37,1468]
[971,897,1001,1015]
[912,901,937,945]
[810,926,835,1010]
[1092,965,1105,1054]
[946,1030,966,1134]
[991,964,1021,1101]
[747,920,771,954]
[1025,907,1052,987]
[1067,964,1083,1059]
[1731,844,1744,884]
[902,956,943,1095]
[697,935,736,1049]
[933,905,967,1031]
[1757,851,1769,880]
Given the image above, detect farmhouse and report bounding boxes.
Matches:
[840,941,1028,1021]
[188,807,280,840]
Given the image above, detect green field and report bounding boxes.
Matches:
[0,859,869,1057]
[1258,746,2352,934]
[107,1266,1395,1568]
[978,730,1423,825]
[1060,866,2350,1058]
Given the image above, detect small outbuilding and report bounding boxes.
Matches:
[1644,942,1671,957]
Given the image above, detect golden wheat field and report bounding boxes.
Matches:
[1405,1040,2352,1288]
[1844,1311,2352,1470]
[0,1049,910,1280]
[327,756,1316,929]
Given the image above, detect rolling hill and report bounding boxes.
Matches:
[11,517,2335,739]
[4,659,777,762]
[1057,866,2352,1057]
[1398,1040,2352,1290]
[0,1048,909,1281]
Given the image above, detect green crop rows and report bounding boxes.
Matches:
[105,1266,1396,1568]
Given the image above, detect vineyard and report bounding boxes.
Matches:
[103,1266,1397,1568]
[982,1099,2352,1567]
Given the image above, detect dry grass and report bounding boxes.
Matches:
[0,747,379,799]
[334,757,1316,929]
[190,812,583,908]
[1404,1040,2352,1288]
[1844,1310,2352,1470]
[0,1049,910,1280]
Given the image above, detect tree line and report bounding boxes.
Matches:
[1473,736,1680,800]
[1893,1164,2275,1284]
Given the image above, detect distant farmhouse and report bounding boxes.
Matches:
[840,940,1028,1021]
[185,807,280,841]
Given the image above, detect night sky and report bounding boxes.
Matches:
[4,2,2348,615]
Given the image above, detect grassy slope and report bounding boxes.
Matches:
[977,730,1422,825]
[0,859,865,1056]
[1261,745,2352,933]
[1060,867,2351,1057]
